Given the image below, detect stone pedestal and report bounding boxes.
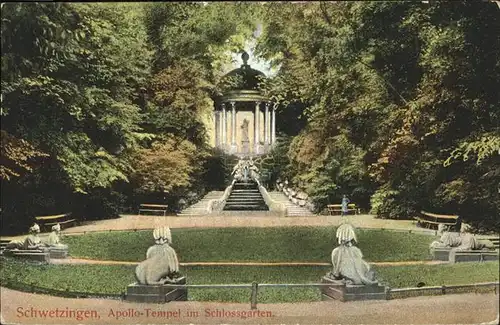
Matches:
[3,249,50,263]
[431,248,452,261]
[48,247,68,259]
[254,143,264,155]
[320,276,388,302]
[229,144,238,155]
[450,250,499,263]
[431,248,499,263]
[241,141,250,156]
[126,277,187,303]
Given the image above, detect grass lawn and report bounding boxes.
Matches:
[1,259,497,303]
[63,227,436,262]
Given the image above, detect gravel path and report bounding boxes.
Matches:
[0,214,438,240]
[66,214,420,232]
[1,287,498,324]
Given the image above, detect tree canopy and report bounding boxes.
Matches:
[255,1,499,230]
[1,2,498,233]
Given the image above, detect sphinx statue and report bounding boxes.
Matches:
[231,159,245,182]
[326,222,378,285]
[44,224,68,249]
[248,159,260,183]
[5,223,48,251]
[430,226,495,251]
[135,226,182,285]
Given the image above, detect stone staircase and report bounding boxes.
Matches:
[177,191,224,216]
[223,181,269,211]
[269,191,316,216]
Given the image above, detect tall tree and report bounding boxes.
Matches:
[255,1,500,230]
[1,3,152,228]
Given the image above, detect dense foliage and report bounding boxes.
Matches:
[255,1,499,230]
[0,3,254,232]
[1,2,498,233]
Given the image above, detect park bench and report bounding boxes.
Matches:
[479,237,500,250]
[415,211,458,230]
[138,204,168,216]
[327,204,359,215]
[35,213,76,232]
[0,239,10,255]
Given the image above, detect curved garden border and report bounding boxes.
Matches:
[1,276,498,307]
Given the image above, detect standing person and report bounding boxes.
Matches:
[341,195,350,217]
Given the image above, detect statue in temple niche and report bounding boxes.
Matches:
[135,226,182,285]
[241,118,249,143]
[326,222,378,285]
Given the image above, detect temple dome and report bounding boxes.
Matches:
[220,51,266,91]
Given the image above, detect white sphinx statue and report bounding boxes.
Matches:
[44,224,68,249]
[326,222,378,285]
[5,223,47,251]
[135,226,182,285]
[430,225,495,251]
[231,159,246,183]
[248,159,260,184]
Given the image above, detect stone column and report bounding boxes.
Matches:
[264,102,269,146]
[230,101,237,154]
[267,103,273,146]
[271,104,276,145]
[214,110,220,147]
[219,109,224,149]
[221,103,227,151]
[254,102,261,154]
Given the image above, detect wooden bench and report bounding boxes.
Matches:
[35,213,76,231]
[327,204,359,215]
[477,237,500,250]
[138,204,168,216]
[0,239,10,255]
[414,211,458,230]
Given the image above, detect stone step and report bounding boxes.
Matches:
[226,197,264,202]
[223,206,269,211]
[229,192,262,196]
[228,195,262,198]
[225,201,266,204]
[178,191,226,215]
[224,203,267,207]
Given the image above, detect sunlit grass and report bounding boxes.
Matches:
[63,227,436,262]
[1,259,497,302]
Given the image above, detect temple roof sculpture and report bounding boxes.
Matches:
[216,51,268,104]
[221,51,266,91]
